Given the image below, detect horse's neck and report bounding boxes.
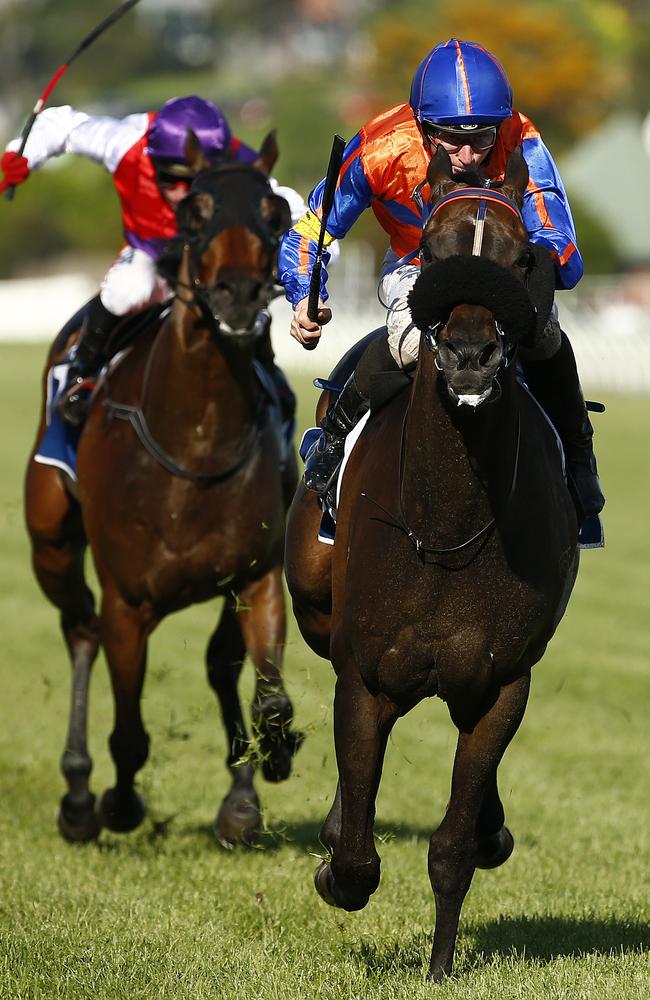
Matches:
[142,299,257,455]
[401,356,518,542]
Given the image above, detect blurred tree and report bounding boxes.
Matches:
[569,196,622,275]
[367,0,631,151]
[0,0,164,120]
[0,159,122,276]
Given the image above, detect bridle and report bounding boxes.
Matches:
[360,185,525,557]
[104,165,285,485]
[170,165,284,337]
[425,186,524,257]
[420,186,525,374]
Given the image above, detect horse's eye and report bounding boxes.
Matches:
[420,244,434,264]
[516,249,533,270]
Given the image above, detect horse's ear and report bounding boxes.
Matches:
[254,130,279,175]
[501,145,529,206]
[177,191,214,234]
[184,128,211,174]
[426,144,455,201]
[260,193,292,238]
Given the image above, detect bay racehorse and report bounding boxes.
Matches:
[25,133,303,848]
[285,146,579,979]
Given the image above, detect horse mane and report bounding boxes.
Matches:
[446,169,486,188]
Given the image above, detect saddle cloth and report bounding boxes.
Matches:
[301,376,604,549]
[36,358,294,482]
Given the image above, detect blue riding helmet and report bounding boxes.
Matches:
[410,39,512,128]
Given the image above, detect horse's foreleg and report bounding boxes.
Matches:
[206,601,261,848]
[314,664,398,912]
[25,460,101,842]
[98,584,151,833]
[427,671,530,982]
[237,566,304,783]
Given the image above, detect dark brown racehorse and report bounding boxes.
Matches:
[25,134,304,847]
[285,147,579,980]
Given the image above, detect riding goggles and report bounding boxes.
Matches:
[152,159,195,190]
[422,123,498,152]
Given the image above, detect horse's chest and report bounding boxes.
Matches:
[346,550,547,705]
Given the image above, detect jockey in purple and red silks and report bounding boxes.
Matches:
[1,96,307,424]
[279,39,604,522]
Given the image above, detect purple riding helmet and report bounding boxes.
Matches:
[146,96,233,172]
[410,39,512,129]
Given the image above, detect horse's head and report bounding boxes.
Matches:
[409,146,536,406]
[173,131,292,341]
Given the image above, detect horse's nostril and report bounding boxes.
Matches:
[478,343,498,367]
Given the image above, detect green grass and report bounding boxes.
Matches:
[0,343,648,999]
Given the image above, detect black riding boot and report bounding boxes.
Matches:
[303,374,369,497]
[58,296,118,426]
[522,330,605,521]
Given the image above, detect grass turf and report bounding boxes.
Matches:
[0,342,648,999]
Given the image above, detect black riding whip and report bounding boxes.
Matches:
[5,0,142,201]
[307,133,345,322]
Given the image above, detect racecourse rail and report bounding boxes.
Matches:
[1,269,649,394]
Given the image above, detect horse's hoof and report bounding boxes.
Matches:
[253,693,304,783]
[476,824,514,869]
[57,793,102,843]
[260,728,305,784]
[214,789,261,850]
[98,787,146,833]
[313,860,369,912]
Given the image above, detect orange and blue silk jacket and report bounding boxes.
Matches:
[278,103,582,306]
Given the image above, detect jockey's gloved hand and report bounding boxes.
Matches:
[0,151,30,193]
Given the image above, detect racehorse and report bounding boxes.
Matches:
[285,146,579,980]
[24,133,304,848]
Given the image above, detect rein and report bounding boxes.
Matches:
[362,399,521,559]
[100,162,288,484]
[104,327,262,485]
[362,185,525,556]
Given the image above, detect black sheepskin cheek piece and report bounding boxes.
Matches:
[408,255,537,344]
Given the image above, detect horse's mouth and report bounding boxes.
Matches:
[214,310,268,342]
[444,374,503,409]
[447,384,494,408]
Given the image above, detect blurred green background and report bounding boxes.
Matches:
[1,0,650,278]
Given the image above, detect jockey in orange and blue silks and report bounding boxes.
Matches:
[286,39,604,528]
[280,38,582,364]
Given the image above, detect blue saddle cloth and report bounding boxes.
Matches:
[36,358,294,483]
[35,361,82,480]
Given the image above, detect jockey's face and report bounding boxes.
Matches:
[422,124,496,174]
[152,159,193,207]
[158,179,191,208]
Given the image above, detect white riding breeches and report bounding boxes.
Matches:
[99,246,173,316]
[378,260,421,368]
